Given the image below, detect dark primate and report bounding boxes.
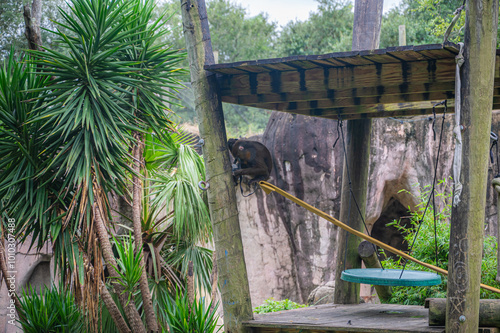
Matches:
[227,138,273,185]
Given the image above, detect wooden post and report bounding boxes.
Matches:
[334,0,383,305]
[357,241,392,302]
[180,1,253,331]
[399,25,406,46]
[446,1,498,332]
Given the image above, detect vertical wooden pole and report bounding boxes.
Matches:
[446,1,498,332]
[399,25,406,46]
[180,1,253,331]
[334,0,383,304]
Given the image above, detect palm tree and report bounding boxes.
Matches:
[0,0,198,331]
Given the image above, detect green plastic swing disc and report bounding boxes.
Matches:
[341,268,441,286]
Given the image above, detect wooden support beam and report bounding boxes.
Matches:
[218,59,457,97]
[222,81,457,105]
[180,0,253,331]
[446,1,498,332]
[427,298,500,328]
[245,92,455,112]
[334,0,383,305]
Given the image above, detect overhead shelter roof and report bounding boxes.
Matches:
[205,42,500,120]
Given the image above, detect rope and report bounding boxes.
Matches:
[443,1,465,43]
[400,101,447,277]
[259,180,500,294]
[491,178,500,283]
[490,132,500,177]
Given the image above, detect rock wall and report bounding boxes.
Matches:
[238,110,500,307]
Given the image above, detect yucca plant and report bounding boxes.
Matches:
[110,233,144,306]
[1,0,185,331]
[164,290,222,333]
[17,284,84,333]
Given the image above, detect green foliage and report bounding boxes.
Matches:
[17,284,84,333]
[207,0,277,62]
[164,291,222,333]
[381,181,500,305]
[110,233,144,305]
[277,0,353,56]
[253,298,307,314]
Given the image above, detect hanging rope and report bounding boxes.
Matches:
[453,42,465,207]
[258,180,500,294]
[491,177,500,283]
[490,132,500,177]
[443,0,465,43]
[400,101,447,278]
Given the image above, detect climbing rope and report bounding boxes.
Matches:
[258,180,500,294]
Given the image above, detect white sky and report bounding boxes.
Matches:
[234,0,402,28]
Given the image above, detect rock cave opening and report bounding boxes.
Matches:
[24,260,51,295]
[371,198,413,260]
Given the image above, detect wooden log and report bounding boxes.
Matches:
[334,0,383,305]
[427,298,500,327]
[446,1,499,332]
[357,241,392,302]
[180,0,253,331]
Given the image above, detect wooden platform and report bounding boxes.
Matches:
[244,303,500,332]
[205,43,500,120]
[244,303,444,333]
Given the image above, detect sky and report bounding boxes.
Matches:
[234,0,402,28]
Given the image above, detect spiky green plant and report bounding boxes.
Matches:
[17,284,84,333]
[164,290,222,333]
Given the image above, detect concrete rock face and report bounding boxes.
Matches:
[237,111,500,307]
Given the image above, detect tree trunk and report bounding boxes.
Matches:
[23,0,43,51]
[132,131,158,332]
[94,203,146,333]
[100,278,132,333]
[334,0,383,305]
[446,1,498,332]
[180,0,253,331]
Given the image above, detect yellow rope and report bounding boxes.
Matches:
[259,181,500,294]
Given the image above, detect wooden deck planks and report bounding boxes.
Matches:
[244,303,445,333]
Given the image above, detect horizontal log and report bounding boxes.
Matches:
[426,298,500,327]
